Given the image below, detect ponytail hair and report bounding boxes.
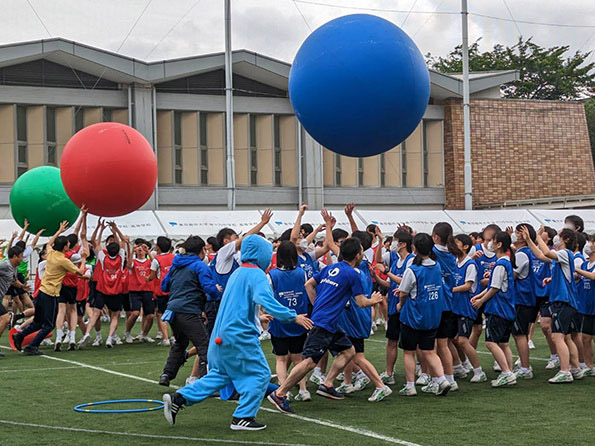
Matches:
[412,233,437,266]
[432,222,463,258]
[454,234,472,255]
[493,231,516,269]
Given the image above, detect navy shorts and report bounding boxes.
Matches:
[457,316,475,338]
[399,323,437,351]
[93,292,122,312]
[302,326,352,364]
[551,302,577,335]
[76,300,86,317]
[512,305,539,336]
[437,311,458,339]
[129,291,155,314]
[0,304,7,316]
[537,296,551,318]
[485,314,513,343]
[386,313,401,341]
[271,334,307,356]
[348,337,365,354]
[473,303,486,325]
[121,293,131,312]
[156,295,169,314]
[581,315,595,336]
[58,285,78,305]
[87,281,97,307]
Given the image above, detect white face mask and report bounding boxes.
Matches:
[553,235,562,248]
[150,250,157,258]
[510,233,518,244]
[299,239,309,251]
[390,241,400,253]
[487,241,494,252]
[564,223,576,230]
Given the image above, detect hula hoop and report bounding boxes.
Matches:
[73,399,164,414]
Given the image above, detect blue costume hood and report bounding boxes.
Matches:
[240,235,272,271]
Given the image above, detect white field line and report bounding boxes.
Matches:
[0,345,422,446]
[0,420,311,446]
[0,360,158,373]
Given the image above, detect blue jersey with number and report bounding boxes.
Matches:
[268,267,308,337]
[387,252,415,316]
[338,260,373,339]
[298,252,319,280]
[515,247,536,307]
[452,258,478,320]
[433,247,456,312]
[531,254,550,298]
[579,261,595,316]
[209,253,239,301]
[485,257,516,321]
[474,244,497,294]
[549,249,579,309]
[400,263,445,330]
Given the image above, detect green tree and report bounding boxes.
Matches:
[585,97,595,161]
[426,37,595,100]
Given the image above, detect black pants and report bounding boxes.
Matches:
[16,291,58,348]
[163,313,209,379]
[204,300,220,338]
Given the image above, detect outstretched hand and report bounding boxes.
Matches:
[261,208,273,224]
[295,314,313,330]
[370,291,384,305]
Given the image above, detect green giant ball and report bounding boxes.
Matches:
[10,166,80,236]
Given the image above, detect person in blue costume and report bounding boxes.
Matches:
[162,235,313,431]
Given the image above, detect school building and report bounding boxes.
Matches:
[0,38,593,214]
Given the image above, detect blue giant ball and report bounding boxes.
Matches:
[289,14,430,158]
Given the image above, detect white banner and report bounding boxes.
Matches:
[528,209,595,232]
[355,210,461,234]
[267,210,367,238]
[85,211,165,239]
[445,209,542,233]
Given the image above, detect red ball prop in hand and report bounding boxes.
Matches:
[60,123,157,217]
[215,337,222,345]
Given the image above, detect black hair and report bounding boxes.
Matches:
[469,231,480,240]
[300,223,314,236]
[278,228,293,242]
[492,231,516,268]
[454,234,473,255]
[156,236,172,253]
[576,232,587,252]
[483,224,502,237]
[384,236,393,245]
[216,228,237,248]
[15,240,26,250]
[412,233,437,266]
[7,246,23,259]
[206,236,219,252]
[106,234,115,243]
[351,230,373,251]
[366,224,378,234]
[394,230,413,253]
[558,228,577,252]
[340,237,362,262]
[106,242,120,257]
[182,235,206,255]
[543,226,557,246]
[565,215,584,232]
[432,222,462,257]
[515,223,536,243]
[53,236,69,252]
[276,240,298,270]
[257,232,265,238]
[332,228,349,243]
[66,233,78,248]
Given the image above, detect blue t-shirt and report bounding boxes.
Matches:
[338,261,373,339]
[298,252,319,280]
[311,261,365,333]
[268,267,309,338]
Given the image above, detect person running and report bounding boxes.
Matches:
[0,246,26,357]
[149,236,175,346]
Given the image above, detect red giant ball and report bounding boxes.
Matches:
[61,123,157,217]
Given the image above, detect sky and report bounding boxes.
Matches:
[1,0,594,65]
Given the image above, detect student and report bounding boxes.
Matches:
[13,221,88,355]
[268,237,383,413]
[571,232,587,370]
[10,247,42,328]
[452,234,486,383]
[511,224,538,380]
[471,231,517,387]
[149,236,175,347]
[397,233,451,397]
[575,239,595,375]
[375,229,414,385]
[290,205,328,280]
[564,215,584,233]
[126,239,155,343]
[0,246,26,356]
[521,226,582,383]
[432,222,461,392]
[268,240,311,402]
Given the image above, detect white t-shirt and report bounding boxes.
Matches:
[573,254,583,282]
[555,249,573,283]
[364,247,375,264]
[514,251,530,280]
[458,256,478,294]
[37,260,47,280]
[97,249,126,268]
[490,255,510,292]
[400,258,437,300]
[214,241,241,275]
[12,239,33,261]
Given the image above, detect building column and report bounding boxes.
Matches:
[133,84,157,210]
[301,129,324,209]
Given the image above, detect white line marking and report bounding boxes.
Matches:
[0,420,310,446]
[0,360,157,374]
[0,346,421,446]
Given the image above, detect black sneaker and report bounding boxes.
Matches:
[267,391,295,414]
[54,341,61,352]
[23,346,43,356]
[68,343,77,351]
[316,384,344,400]
[159,374,170,387]
[230,417,267,431]
[12,332,23,352]
[0,350,4,358]
[163,393,185,425]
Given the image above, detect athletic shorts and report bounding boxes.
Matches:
[581,314,595,336]
[129,291,155,314]
[572,313,583,334]
[156,295,169,314]
[386,313,401,341]
[87,281,97,307]
[457,316,475,338]
[7,273,26,296]
[512,305,539,336]
[437,311,458,339]
[0,304,7,316]
[58,285,78,305]
[399,323,437,351]
[536,296,551,318]
[302,326,352,364]
[271,334,307,356]
[348,337,365,354]
[93,292,122,312]
[485,314,513,343]
[76,300,86,317]
[550,302,578,335]
[473,303,486,325]
[120,293,131,312]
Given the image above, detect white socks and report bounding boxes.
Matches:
[69,330,76,343]
[56,329,63,341]
[445,374,455,384]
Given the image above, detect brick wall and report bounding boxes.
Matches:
[443,98,595,209]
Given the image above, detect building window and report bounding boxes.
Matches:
[174,111,183,185]
[46,106,57,166]
[380,153,386,187]
[274,115,281,186]
[422,120,429,187]
[401,141,407,187]
[16,105,27,177]
[335,154,341,186]
[249,114,257,186]
[199,113,208,186]
[102,108,112,122]
[74,108,84,132]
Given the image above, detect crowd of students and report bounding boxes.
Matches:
[1,204,594,412]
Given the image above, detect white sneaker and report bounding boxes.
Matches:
[336,372,345,382]
[493,361,502,372]
[113,335,123,345]
[448,381,459,392]
[62,334,70,344]
[105,337,113,348]
[144,336,155,343]
[379,371,396,385]
[470,371,487,383]
[453,367,468,379]
[78,334,91,348]
[416,373,431,386]
[463,360,473,373]
[258,331,271,341]
[514,357,521,369]
[421,381,438,394]
[571,368,585,380]
[158,339,171,347]
[491,372,517,387]
[125,333,134,344]
[514,368,534,380]
[353,375,371,391]
[156,331,163,340]
[309,372,324,385]
[371,322,378,332]
[41,338,53,347]
[545,357,560,370]
[100,315,109,323]
[368,386,392,402]
[186,376,198,386]
[294,390,312,401]
[528,340,536,350]
[399,385,417,396]
[335,383,356,394]
[548,370,573,384]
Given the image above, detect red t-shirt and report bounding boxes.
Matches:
[96,252,124,295]
[128,258,153,292]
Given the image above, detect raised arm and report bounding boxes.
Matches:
[290,205,307,245]
[321,209,339,257]
[72,206,87,237]
[29,228,44,249]
[375,227,384,265]
[95,222,106,254]
[235,208,273,250]
[17,219,29,241]
[521,226,554,262]
[47,220,69,248]
[344,203,359,233]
